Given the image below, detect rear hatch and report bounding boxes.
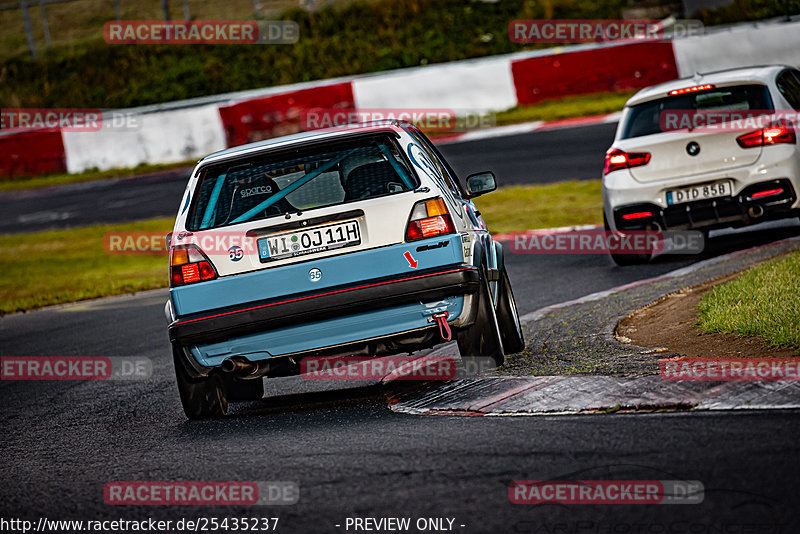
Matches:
[177,133,420,278]
[617,84,772,183]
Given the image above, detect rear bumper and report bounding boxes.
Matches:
[610,179,798,231]
[603,145,800,231]
[169,265,479,347]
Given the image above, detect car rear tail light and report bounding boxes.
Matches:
[668,84,714,95]
[604,148,651,175]
[736,120,796,148]
[621,211,653,220]
[751,188,784,199]
[170,244,217,287]
[406,198,456,241]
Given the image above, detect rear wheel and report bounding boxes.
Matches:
[172,346,228,419]
[496,266,525,354]
[457,267,505,367]
[604,213,653,266]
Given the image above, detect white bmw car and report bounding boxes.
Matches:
[603,65,800,265]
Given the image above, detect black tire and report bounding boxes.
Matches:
[222,374,265,402]
[172,346,228,419]
[457,267,505,366]
[496,266,525,354]
[604,213,653,266]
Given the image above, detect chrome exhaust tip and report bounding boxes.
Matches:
[221,357,265,378]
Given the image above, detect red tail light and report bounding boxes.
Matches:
[604,148,651,175]
[170,244,217,287]
[622,211,653,220]
[737,120,796,148]
[406,198,456,241]
[751,188,784,199]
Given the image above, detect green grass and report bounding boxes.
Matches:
[697,251,800,349]
[0,161,196,192]
[0,180,601,313]
[474,180,603,234]
[0,218,173,315]
[494,90,634,126]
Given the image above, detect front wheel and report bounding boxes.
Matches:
[496,266,525,354]
[172,346,228,419]
[457,268,505,367]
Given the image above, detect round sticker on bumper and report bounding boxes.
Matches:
[309,268,322,282]
[228,245,243,261]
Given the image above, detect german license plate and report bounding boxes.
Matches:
[258,220,361,262]
[666,180,732,206]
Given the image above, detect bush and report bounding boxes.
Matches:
[1,0,627,109]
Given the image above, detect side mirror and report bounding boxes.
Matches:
[465,171,497,198]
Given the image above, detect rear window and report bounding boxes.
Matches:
[620,84,774,139]
[187,135,417,231]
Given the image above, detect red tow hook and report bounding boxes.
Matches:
[430,312,452,342]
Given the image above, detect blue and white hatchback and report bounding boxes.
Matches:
[166,121,523,418]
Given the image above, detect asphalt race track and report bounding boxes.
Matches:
[2,123,800,532]
[438,123,618,187]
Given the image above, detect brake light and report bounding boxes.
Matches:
[170,244,217,287]
[622,211,653,220]
[668,84,714,95]
[751,188,784,199]
[604,148,651,175]
[406,198,456,241]
[737,120,796,148]
[764,124,796,144]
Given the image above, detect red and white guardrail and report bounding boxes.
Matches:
[2,20,799,178]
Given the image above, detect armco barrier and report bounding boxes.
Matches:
[218,82,354,147]
[0,129,66,178]
[511,41,678,106]
[5,20,800,179]
[61,104,226,174]
[352,56,516,113]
